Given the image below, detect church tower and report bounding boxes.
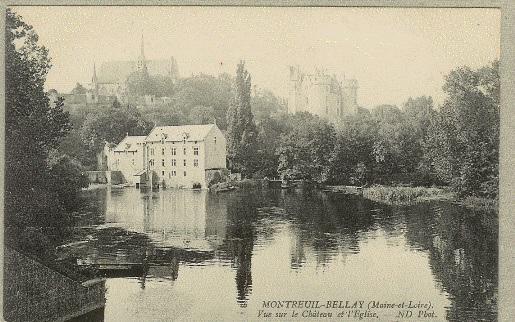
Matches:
[87,62,100,103]
[137,33,148,73]
[91,62,98,91]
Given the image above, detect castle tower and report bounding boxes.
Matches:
[342,78,359,116]
[288,66,303,114]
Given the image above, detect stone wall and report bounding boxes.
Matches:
[86,171,125,185]
[4,248,106,321]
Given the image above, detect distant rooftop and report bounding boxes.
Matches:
[146,124,217,142]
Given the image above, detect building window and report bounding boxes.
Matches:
[172,171,176,176]
[214,137,217,144]
[171,147,176,155]
[162,159,165,167]
[132,159,135,165]
[162,148,165,155]
[183,138,186,144]
[194,159,198,167]
[193,147,199,155]
[183,159,187,167]
[162,171,165,176]
[183,147,187,155]
[184,171,187,177]
[171,159,176,167]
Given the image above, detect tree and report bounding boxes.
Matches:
[5,9,84,246]
[58,128,98,169]
[80,105,154,155]
[251,88,283,121]
[277,113,335,183]
[423,61,499,197]
[188,105,215,125]
[330,110,377,185]
[402,96,438,186]
[71,82,87,95]
[253,114,289,178]
[126,69,153,96]
[112,97,121,109]
[226,61,258,176]
[403,96,435,138]
[140,106,188,126]
[172,73,234,129]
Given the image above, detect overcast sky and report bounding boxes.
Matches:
[13,6,500,109]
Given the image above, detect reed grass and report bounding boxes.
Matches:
[458,196,498,211]
[362,185,446,205]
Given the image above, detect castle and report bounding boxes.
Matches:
[288,66,358,124]
[87,34,180,105]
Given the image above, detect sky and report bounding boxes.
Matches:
[12,6,500,109]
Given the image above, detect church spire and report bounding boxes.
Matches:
[140,32,145,59]
[138,32,147,73]
[92,62,98,89]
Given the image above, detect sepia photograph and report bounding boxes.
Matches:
[3,4,504,321]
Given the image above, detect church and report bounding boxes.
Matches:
[87,35,180,105]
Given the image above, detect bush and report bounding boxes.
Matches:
[363,185,443,204]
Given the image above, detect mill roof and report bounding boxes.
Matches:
[145,124,217,142]
[113,136,147,152]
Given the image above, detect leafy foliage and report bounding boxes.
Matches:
[70,82,87,95]
[277,113,335,182]
[226,61,258,177]
[423,61,499,197]
[172,73,234,129]
[330,110,377,185]
[5,9,86,247]
[80,105,154,154]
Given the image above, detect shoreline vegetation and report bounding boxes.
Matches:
[212,178,499,212]
[92,178,498,212]
[326,184,498,212]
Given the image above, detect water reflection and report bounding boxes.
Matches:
[404,202,498,321]
[71,186,497,321]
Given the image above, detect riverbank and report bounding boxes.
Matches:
[210,178,262,192]
[362,185,453,205]
[324,184,498,212]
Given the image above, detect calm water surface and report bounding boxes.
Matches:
[70,186,497,321]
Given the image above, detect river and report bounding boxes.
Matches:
[66,186,497,321]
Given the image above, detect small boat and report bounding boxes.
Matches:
[281,179,292,189]
[211,182,236,193]
[216,185,236,193]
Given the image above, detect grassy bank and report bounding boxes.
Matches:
[360,185,498,212]
[362,185,452,205]
[210,178,261,192]
[457,196,498,211]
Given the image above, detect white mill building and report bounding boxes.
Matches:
[105,124,227,189]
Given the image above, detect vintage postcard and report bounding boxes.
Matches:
[3,2,510,321]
